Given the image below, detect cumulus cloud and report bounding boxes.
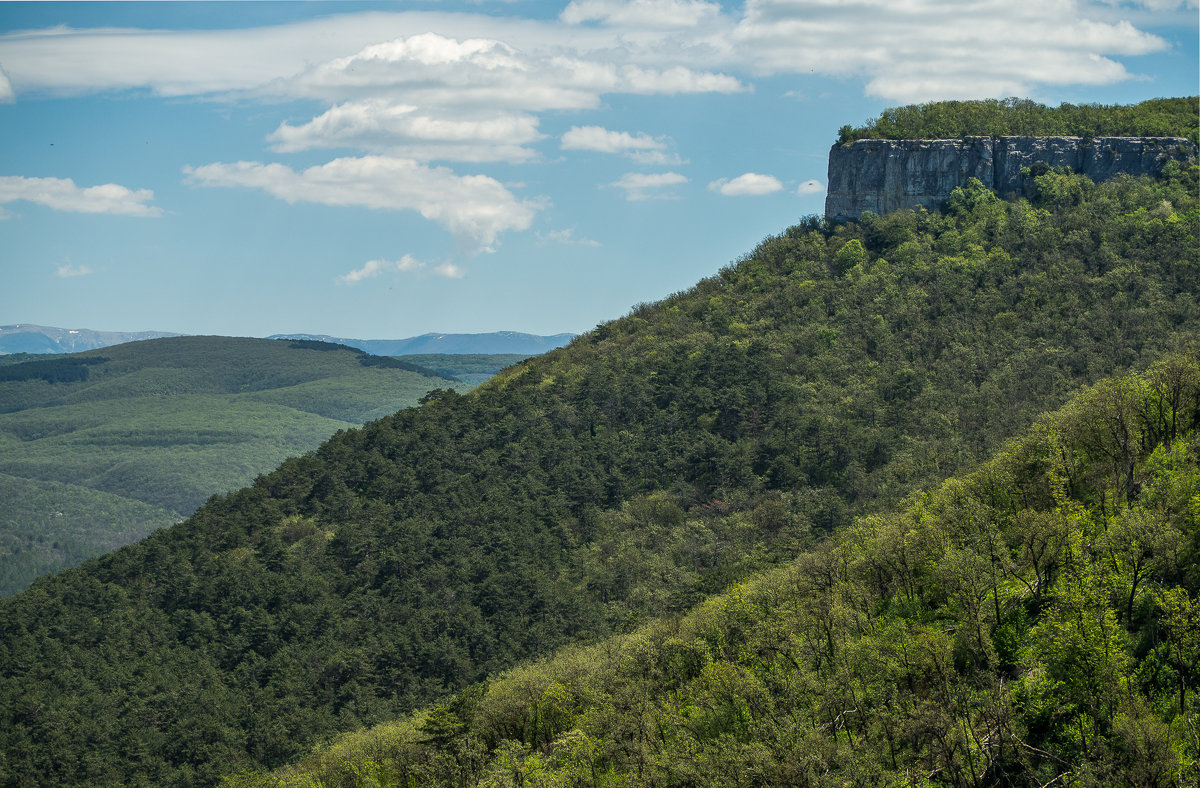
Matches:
[285,32,744,110]
[260,30,741,160]
[561,125,682,164]
[338,255,423,284]
[708,172,782,196]
[269,99,543,162]
[609,171,688,201]
[184,156,538,252]
[797,179,824,196]
[0,175,161,216]
[56,263,94,278]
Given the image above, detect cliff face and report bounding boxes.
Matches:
[825,136,1196,221]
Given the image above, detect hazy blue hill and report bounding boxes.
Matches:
[0,336,469,595]
[269,331,576,355]
[0,323,182,354]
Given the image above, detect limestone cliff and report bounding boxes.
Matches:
[825,136,1196,221]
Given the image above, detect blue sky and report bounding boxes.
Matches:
[1,1,1196,340]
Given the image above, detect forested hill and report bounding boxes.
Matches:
[1,164,1197,786]
[231,349,1200,787]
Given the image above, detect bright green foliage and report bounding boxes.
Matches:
[1,168,1197,785]
[838,96,1200,145]
[233,353,1200,788]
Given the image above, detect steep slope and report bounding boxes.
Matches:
[0,337,463,595]
[231,350,1200,788]
[0,166,1196,786]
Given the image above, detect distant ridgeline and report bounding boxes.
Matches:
[826,97,1198,221]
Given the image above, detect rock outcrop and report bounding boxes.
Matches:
[825,136,1196,221]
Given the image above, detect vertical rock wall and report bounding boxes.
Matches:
[825,136,1195,221]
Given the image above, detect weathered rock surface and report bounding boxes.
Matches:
[825,136,1196,221]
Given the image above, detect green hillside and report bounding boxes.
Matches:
[230,351,1200,787]
[0,337,466,595]
[0,163,1196,786]
[838,96,1199,144]
[395,354,536,387]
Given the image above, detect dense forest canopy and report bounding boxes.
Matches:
[838,96,1200,145]
[0,162,1196,786]
[229,350,1200,787]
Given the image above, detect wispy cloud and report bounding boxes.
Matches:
[184,156,537,253]
[537,228,602,247]
[339,254,465,284]
[0,4,1165,108]
[431,262,465,279]
[55,262,94,278]
[708,172,782,196]
[609,171,688,201]
[338,255,423,284]
[561,0,723,28]
[0,176,161,216]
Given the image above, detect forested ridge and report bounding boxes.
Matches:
[230,350,1200,787]
[0,162,1196,786]
[838,96,1199,145]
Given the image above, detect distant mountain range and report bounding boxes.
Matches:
[0,324,182,354]
[0,324,576,356]
[268,331,577,355]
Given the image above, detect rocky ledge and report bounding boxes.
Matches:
[825,136,1196,222]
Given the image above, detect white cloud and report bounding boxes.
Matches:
[0,175,161,216]
[284,32,744,109]
[562,0,723,29]
[708,172,782,196]
[796,179,824,196]
[184,156,538,252]
[560,125,682,164]
[537,228,602,247]
[55,263,94,278]
[609,171,688,201]
[339,254,465,282]
[562,125,661,154]
[269,99,543,162]
[338,255,423,284]
[0,3,1174,135]
[731,0,1168,102]
[431,262,465,279]
[0,67,13,103]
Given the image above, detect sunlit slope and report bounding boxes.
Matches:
[230,350,1200,788]
[0,336,463,594]
[0,166,1196,786]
